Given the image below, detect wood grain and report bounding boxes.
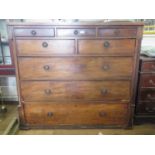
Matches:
[14,28,54,37]
[78,39,135,55]
[56,28,96,37]
[16,39,75,55]
[98,28,137,37]
[20,81,130,101]
[24,102,129,126]
[18,57,133,80]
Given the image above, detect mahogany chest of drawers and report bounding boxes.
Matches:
[8,21,143,129]
[135,56,155,123]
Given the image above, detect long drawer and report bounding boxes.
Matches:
[78,39,135,55]
[98,28,137,37]
[14,28,55,37]
[56,28,96,37]
[24,102,129,126]
[139,74,155,87]
[16,39,75,55]
[18,57,133,80]
[20,81,130,101]
[141,61,155,72]
[138,88,155,101]
[136,102,155,114]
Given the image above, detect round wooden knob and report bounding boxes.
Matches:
[99,111,107,117]
[44,89,52,95]
[74,30,79,35]
[47,112,54,117]
[31,30,37,36]
[42,42,48,48]
[43,65,50,71]
[101,88,108,95]
[103,41,110,48]
[102,64,110,71]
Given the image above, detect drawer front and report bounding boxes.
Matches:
[21,81,130,101]
[24,102,129,126]
[140,74,155,87]
[78,39,135,55]
[136,102,155,114]
[141,62,155,72]
[139,88,155,101]
[98,28,137,37]
[16,39,75,55]
[18,57,133,80]
[14,28,54,37]
[57,28,96,37]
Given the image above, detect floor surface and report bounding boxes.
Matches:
[17,124,155,135]
[0,104,18,134]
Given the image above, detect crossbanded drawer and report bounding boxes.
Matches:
[14,28,54,37]
[18,57,133,80]
[136,102,155,114]
[138,88,155,101]
[20,81,130,101]
[78,39,135,55]
[56,28,96,37]
[98,28,137,37]
[24,102,129,126]
[141,61,155,73]
[140,74,155,87]
[16,39,75,55]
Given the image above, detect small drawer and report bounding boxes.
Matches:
[78,39,135,55]
[18,57,133,80]
[139,88,155,101]
[20,81,130,101]
[141,62,155,72]
[24,102,129,126]
[98,28,137,37]
[16,39,75,55]
[136,102,155,114]
[140,74,155,87]
[14,28,54,37]
[57,28,96,37]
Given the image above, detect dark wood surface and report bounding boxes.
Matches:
[78,39,135,55]
[14,28,55,37]
[135,56,155,121]
[18,57,133,80]
[20,81,130,101]
[8,22,143,129]
[24,102,129,126]
[16,39,75,55]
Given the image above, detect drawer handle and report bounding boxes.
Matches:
[114,30,120,36]
[31,30,37,36]
[147,94,155,100]
[103,41,110,48]
[101,88,108,95]
[47,112,54,117]
[44,89,52,95]
[74,30,79,35]
[43,65,50,71]
[99,111,107,117]
[102,64,110,71]
[42,42,48,48]
[145,107,155,113]
[149,80,155,86]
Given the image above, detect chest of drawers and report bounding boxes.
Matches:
[135,56,155,123]
[8,22,143,129]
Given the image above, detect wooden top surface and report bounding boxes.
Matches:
[7,21,144,26]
